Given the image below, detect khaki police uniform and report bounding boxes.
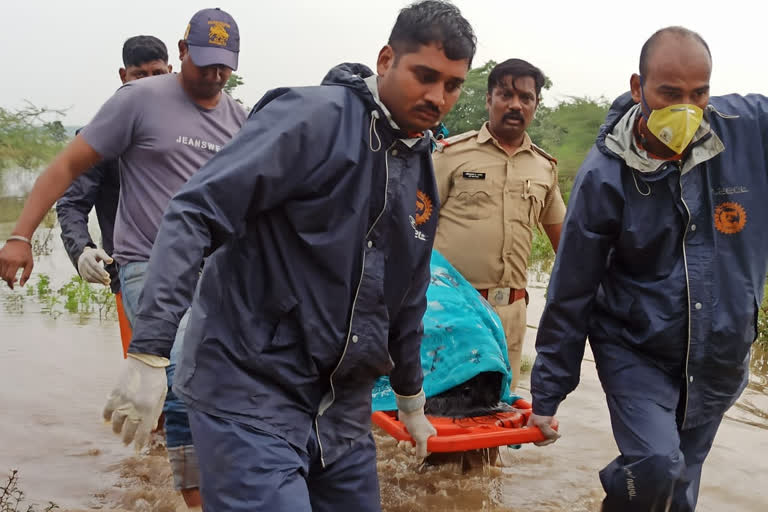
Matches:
[433,122,566,389]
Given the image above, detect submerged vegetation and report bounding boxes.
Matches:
[11,273,115,320]
[0,470,57,512]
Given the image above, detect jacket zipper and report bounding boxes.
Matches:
[314,141,395,467]
[678,167,693,428]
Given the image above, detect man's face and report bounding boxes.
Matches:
[486,75,537,143]
[120,59,171,83]
[178,41,233,100]
[377,42,469,134]
[631,34,712,114]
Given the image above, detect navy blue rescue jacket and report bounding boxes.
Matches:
[129,63,439,465]
[56,155,121,293]
[532,92,768,429]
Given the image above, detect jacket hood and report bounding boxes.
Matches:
[321,62,378,110]
[597,91,724,176]
[321,62,429,147]
[596,92,636,153]
[322,63,374,88]
[251,63,379,123]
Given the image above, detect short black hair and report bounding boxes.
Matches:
[388,0,476,66]
[122,35,168,68]
[487,58,546,99]
[639,26,711,76]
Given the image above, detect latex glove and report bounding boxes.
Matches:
[396,389,437,459]
[78,247,113,285]
[528,413,561,446]
[103,353,169,451]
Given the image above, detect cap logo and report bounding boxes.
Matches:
[208,20,230,47]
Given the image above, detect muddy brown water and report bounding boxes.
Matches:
[1,214,766,511]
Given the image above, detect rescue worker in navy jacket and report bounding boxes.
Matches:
[529,26,768,511]
[97,2,476,510]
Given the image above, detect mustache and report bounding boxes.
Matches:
[503,111,524,122]
[414,103,440,116]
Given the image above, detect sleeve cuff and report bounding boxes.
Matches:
[129,315,179,358]
[531,393,563,417]
[395,389,426,412]
[127,353,170,368]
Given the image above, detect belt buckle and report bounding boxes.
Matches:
[488,287,511,306]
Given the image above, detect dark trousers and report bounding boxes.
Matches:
[187,407,382,512]
[600,394,723,512]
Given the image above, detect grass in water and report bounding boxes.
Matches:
[16,274,115,320]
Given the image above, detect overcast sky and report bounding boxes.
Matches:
[3,0,765,126]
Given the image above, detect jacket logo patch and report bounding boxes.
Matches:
[462,171,486,180]
[414,190,433,226]
[410,190,434,241]
[714,202,747,234]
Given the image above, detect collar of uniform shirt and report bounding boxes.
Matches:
[476,121,533,156]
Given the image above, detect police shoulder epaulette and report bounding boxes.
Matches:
[440,130,478,148]
[531,143,558,165]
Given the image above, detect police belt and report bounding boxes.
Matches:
[477,287,528,306]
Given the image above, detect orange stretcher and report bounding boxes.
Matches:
[372,398,558,452]
[115,291,133,359]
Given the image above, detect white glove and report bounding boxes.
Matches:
[78,247,113,285]
[103,353,169,451]
[528,413,561,446]
[396,389,437,459]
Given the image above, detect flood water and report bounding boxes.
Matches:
[1,192,767,511]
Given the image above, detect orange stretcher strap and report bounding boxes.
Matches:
[371,398,559,452]
[115,292,133,359]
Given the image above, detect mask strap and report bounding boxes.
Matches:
[638,75,652,121]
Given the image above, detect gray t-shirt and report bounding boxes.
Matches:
[80,73,246,264]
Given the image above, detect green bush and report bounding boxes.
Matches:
[528,228,556,276]
[757,282,768,348]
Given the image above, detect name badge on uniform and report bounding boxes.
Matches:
[463,171,486,180]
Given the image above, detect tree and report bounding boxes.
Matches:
[43,120,68,143]
[441,60,496,136]
[528,96,610,187]
[0,103,68,171]
[224,73,245,105]
[442,60,553,137]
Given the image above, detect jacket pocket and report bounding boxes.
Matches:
[268,295,300,349]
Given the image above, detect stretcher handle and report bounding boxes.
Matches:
[371,398,560,453]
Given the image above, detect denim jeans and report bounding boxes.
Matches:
[119,261,199,490]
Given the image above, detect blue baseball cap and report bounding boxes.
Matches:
[183,8,239,70]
